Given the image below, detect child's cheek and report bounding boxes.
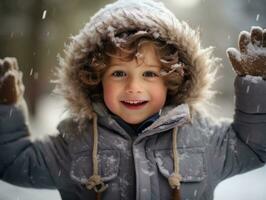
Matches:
[103,84,118,112]
[152,84,167,106]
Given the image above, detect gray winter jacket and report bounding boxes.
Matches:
[1,76,266,200]
[1,0,266,199]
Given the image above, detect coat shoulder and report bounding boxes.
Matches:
[56,117,93,142]
[179,110,232,147]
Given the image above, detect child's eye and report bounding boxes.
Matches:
[143,71,159,77]
[112,71,126,77]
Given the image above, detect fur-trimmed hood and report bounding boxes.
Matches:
[56,0,218,120]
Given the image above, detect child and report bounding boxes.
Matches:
[0,0,266,199]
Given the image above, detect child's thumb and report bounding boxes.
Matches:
[226,48,244,75]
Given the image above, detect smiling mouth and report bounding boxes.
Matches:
[121,100,148,109]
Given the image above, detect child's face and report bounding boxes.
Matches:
[102,43,167,124]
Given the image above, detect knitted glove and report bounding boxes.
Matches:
[0,57,24,104]
[226,26,266,79]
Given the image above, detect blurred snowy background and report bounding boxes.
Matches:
[0,0,266,199]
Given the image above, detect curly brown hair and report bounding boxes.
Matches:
[79,30,192,106]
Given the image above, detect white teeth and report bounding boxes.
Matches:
[123,100,146,104]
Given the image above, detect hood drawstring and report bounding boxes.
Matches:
[169,126,182,200]
[86,113,108,199]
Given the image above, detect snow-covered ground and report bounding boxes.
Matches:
[0,95,265,200]
[0,183,60,200]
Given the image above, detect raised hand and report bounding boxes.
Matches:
[0,57,24,104]
[226,26,266,79]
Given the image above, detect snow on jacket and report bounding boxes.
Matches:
[1,0,266,200]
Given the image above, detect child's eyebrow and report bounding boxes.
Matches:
[146,64,161,68]
[108,63,161,68]
[108,64,124,68]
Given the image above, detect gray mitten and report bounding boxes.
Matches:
[0,57,24,104]
[226,26,266,79]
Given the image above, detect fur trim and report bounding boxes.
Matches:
[56,0,219,120]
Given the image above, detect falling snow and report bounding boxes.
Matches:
[30,68,33,76]
[256,14,260,21]
[256,104,261,112]
[42,10,47,20]
[194,189,198,197]
[9,108,13,118]
[246,85,250,93]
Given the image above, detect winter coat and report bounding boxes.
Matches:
[1,76,266,200]
[1,0,266,200]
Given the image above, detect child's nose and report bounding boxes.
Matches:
[125,77,143,94]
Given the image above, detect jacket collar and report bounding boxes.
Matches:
[92,102,191,138]
[112,112,160,137]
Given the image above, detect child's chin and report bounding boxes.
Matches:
[122,117,144,125]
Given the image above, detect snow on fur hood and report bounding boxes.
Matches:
[56,0,218,120]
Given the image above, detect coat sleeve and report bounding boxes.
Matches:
[209,76,266,183]
[0,100,71,189]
